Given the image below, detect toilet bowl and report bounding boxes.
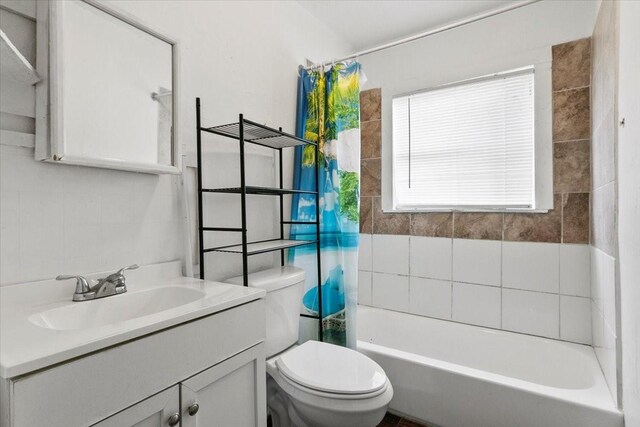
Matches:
[226,266,392,427]
[266,340,393,427]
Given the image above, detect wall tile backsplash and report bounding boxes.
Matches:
[358,271,373,306]
[357,37,594,346]
[359,235,592,344]
[372,234,409,275]
[410,212,453,238]
[409,236,451,281]
[409,277,451,320]
[453,213,503,241]
[552,37,591,90]
[502,241,559,293]
[502,288,559,338]
[452,282,501,329]
[559,244,591,297]
[0,145,183,285]
[560,295,592,344]
[372,272,409,312]
[452,239,501,287]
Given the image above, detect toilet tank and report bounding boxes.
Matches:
[225,266,305,358]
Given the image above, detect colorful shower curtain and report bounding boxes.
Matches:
[289,61,362,348]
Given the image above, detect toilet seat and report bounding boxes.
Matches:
[266,342,394,427]
[273,341,388,397]
[275,365,390,400]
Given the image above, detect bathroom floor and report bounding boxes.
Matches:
[378,412,433,427]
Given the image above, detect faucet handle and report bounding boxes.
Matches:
[104,264,139,287]
[56,275,91,295]
[116,264,139,275]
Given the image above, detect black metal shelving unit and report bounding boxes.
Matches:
[196,98,324,340]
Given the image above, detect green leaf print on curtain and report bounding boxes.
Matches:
[289,61,362,348]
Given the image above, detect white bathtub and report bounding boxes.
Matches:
[356,306,622,427]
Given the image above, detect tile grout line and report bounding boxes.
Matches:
[560,190,564,339]
[559,237,562,339]
[552,84,590,94]
[450,214,455,319]
[408,234,411,310]
[369,235,374,305]
[553,138,591,143]
[500,215,504,329]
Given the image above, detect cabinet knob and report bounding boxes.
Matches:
[188,403,200,416]
[167,412,180,426]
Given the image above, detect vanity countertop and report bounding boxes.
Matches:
[0,261,265,379]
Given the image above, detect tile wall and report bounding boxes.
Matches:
[0,146,184,285]
[358,38,593,345]
[590,0,620,405]
[359,235,591,344]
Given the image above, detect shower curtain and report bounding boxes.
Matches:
[289,61,362,348]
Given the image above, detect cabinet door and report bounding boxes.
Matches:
[92,386,180,427]
[181,344,266,427]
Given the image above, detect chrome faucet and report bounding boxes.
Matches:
[56,264,139,302]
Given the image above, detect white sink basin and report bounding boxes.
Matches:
[29,286,206,331]
[1,261,266,379]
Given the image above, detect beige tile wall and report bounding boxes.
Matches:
[359,38,592,244]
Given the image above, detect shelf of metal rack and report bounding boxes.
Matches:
[201,120,314,149]
[201,186,317,196]
[203,239,318,255]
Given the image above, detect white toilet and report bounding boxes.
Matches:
[226,266,393,427]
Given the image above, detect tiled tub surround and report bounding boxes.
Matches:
[360,42,592,244]
[590,0,620,406]
[359,235,591,344]
[358,38,593,345]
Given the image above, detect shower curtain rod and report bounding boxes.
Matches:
[303,0,542,70]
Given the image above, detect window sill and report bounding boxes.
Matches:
[384,208,551,214]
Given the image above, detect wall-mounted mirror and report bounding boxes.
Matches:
[36,0,180,174]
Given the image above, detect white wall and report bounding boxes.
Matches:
[0,0,351,285]
[357,0,599,214]
[618,0,640,424]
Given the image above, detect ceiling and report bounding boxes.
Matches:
[299,0,525,51]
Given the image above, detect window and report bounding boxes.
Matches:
[392,67,535,211]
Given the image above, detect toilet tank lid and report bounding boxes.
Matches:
[225,266,305,292]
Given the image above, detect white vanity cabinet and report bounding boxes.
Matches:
[95,344,265,427]
[180,344,265,427]
[1,299,266,427]
[93,386,181,427]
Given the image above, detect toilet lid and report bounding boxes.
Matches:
[276,341,387,395]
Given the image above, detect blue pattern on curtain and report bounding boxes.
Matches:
[289,61,361,347]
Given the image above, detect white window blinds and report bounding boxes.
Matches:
[392,67,535,210]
